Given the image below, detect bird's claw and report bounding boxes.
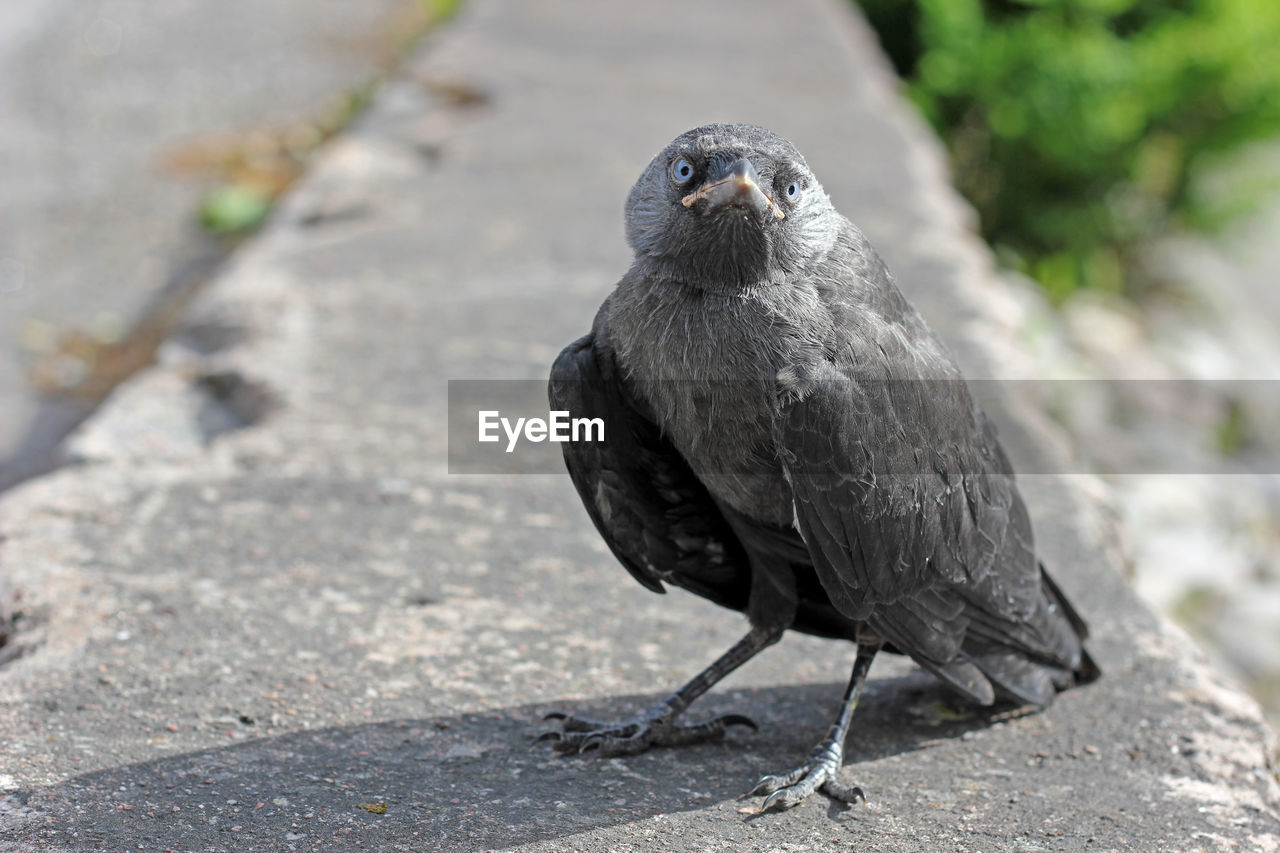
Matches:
[535,709,757,757]
[746,752,865,811]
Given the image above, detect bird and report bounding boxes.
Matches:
[540,123,1097,811]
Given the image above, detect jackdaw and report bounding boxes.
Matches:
[542,123,1096,810]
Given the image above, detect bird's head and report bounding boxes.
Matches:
[624,124,839,290]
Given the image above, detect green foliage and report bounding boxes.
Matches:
[198,185,273,235]
[856,0,1280,300]
[1213,397,1250,456]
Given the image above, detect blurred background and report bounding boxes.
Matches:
[2,0,1279,726]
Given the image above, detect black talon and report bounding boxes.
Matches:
[532,731,562,745]
[718,713,758,732]
[762,789,791,812]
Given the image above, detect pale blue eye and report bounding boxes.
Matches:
[672,158,695,184]
[785,181,802,201]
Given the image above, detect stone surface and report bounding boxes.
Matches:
[2,1,1279,850]
[0,0,406,478]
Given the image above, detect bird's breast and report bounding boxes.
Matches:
[608,280,825,525]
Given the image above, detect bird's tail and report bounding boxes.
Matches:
[1039,563,1101,685]
[961,564,1100,708]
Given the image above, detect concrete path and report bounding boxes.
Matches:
[0,0,405,482]
[3,1,1278,850]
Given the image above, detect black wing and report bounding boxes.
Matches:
[549,331,751,611]
[779,359,1089,706]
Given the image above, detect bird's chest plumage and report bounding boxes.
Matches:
[607,279,825,524]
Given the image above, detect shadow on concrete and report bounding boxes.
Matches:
[4,676,1012,850]
[0,396,97,493]
[0,248,226,495]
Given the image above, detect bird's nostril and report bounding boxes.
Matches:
[707,152,759,183]
[726,158,757,182]
[708,156,760,185]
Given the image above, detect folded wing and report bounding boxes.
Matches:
[778,359,1088,706]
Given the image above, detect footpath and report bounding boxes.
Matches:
[2,1,1278,850]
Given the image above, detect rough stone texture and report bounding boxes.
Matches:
[3,1,1279,850]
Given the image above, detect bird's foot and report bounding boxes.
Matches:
[535,705,757,757]
[745,737,865,811]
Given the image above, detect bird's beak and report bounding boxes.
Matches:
[682,158,785,221]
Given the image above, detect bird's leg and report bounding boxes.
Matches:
[746,642,878,811]
[536,626,783,757]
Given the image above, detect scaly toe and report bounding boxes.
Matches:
[535,708,756,758]
[822,780,866,804]
[749,758,863,812]
[543,712,638,735]
[763,786,806,811]
[745,768,805,798]
[593,730,655,757]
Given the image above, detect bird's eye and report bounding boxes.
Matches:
[784,181,802,202]
[671,158,695,184]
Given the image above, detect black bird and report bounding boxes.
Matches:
[542,124,1096,810]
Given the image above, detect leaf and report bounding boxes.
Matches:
[199,185,273,235]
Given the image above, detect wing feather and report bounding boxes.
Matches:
[780,355,1086,706]
[550,332,751,609]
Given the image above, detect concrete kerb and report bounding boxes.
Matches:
[2,0,1279,849]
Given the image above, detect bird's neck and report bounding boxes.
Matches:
[630,256,784,295]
